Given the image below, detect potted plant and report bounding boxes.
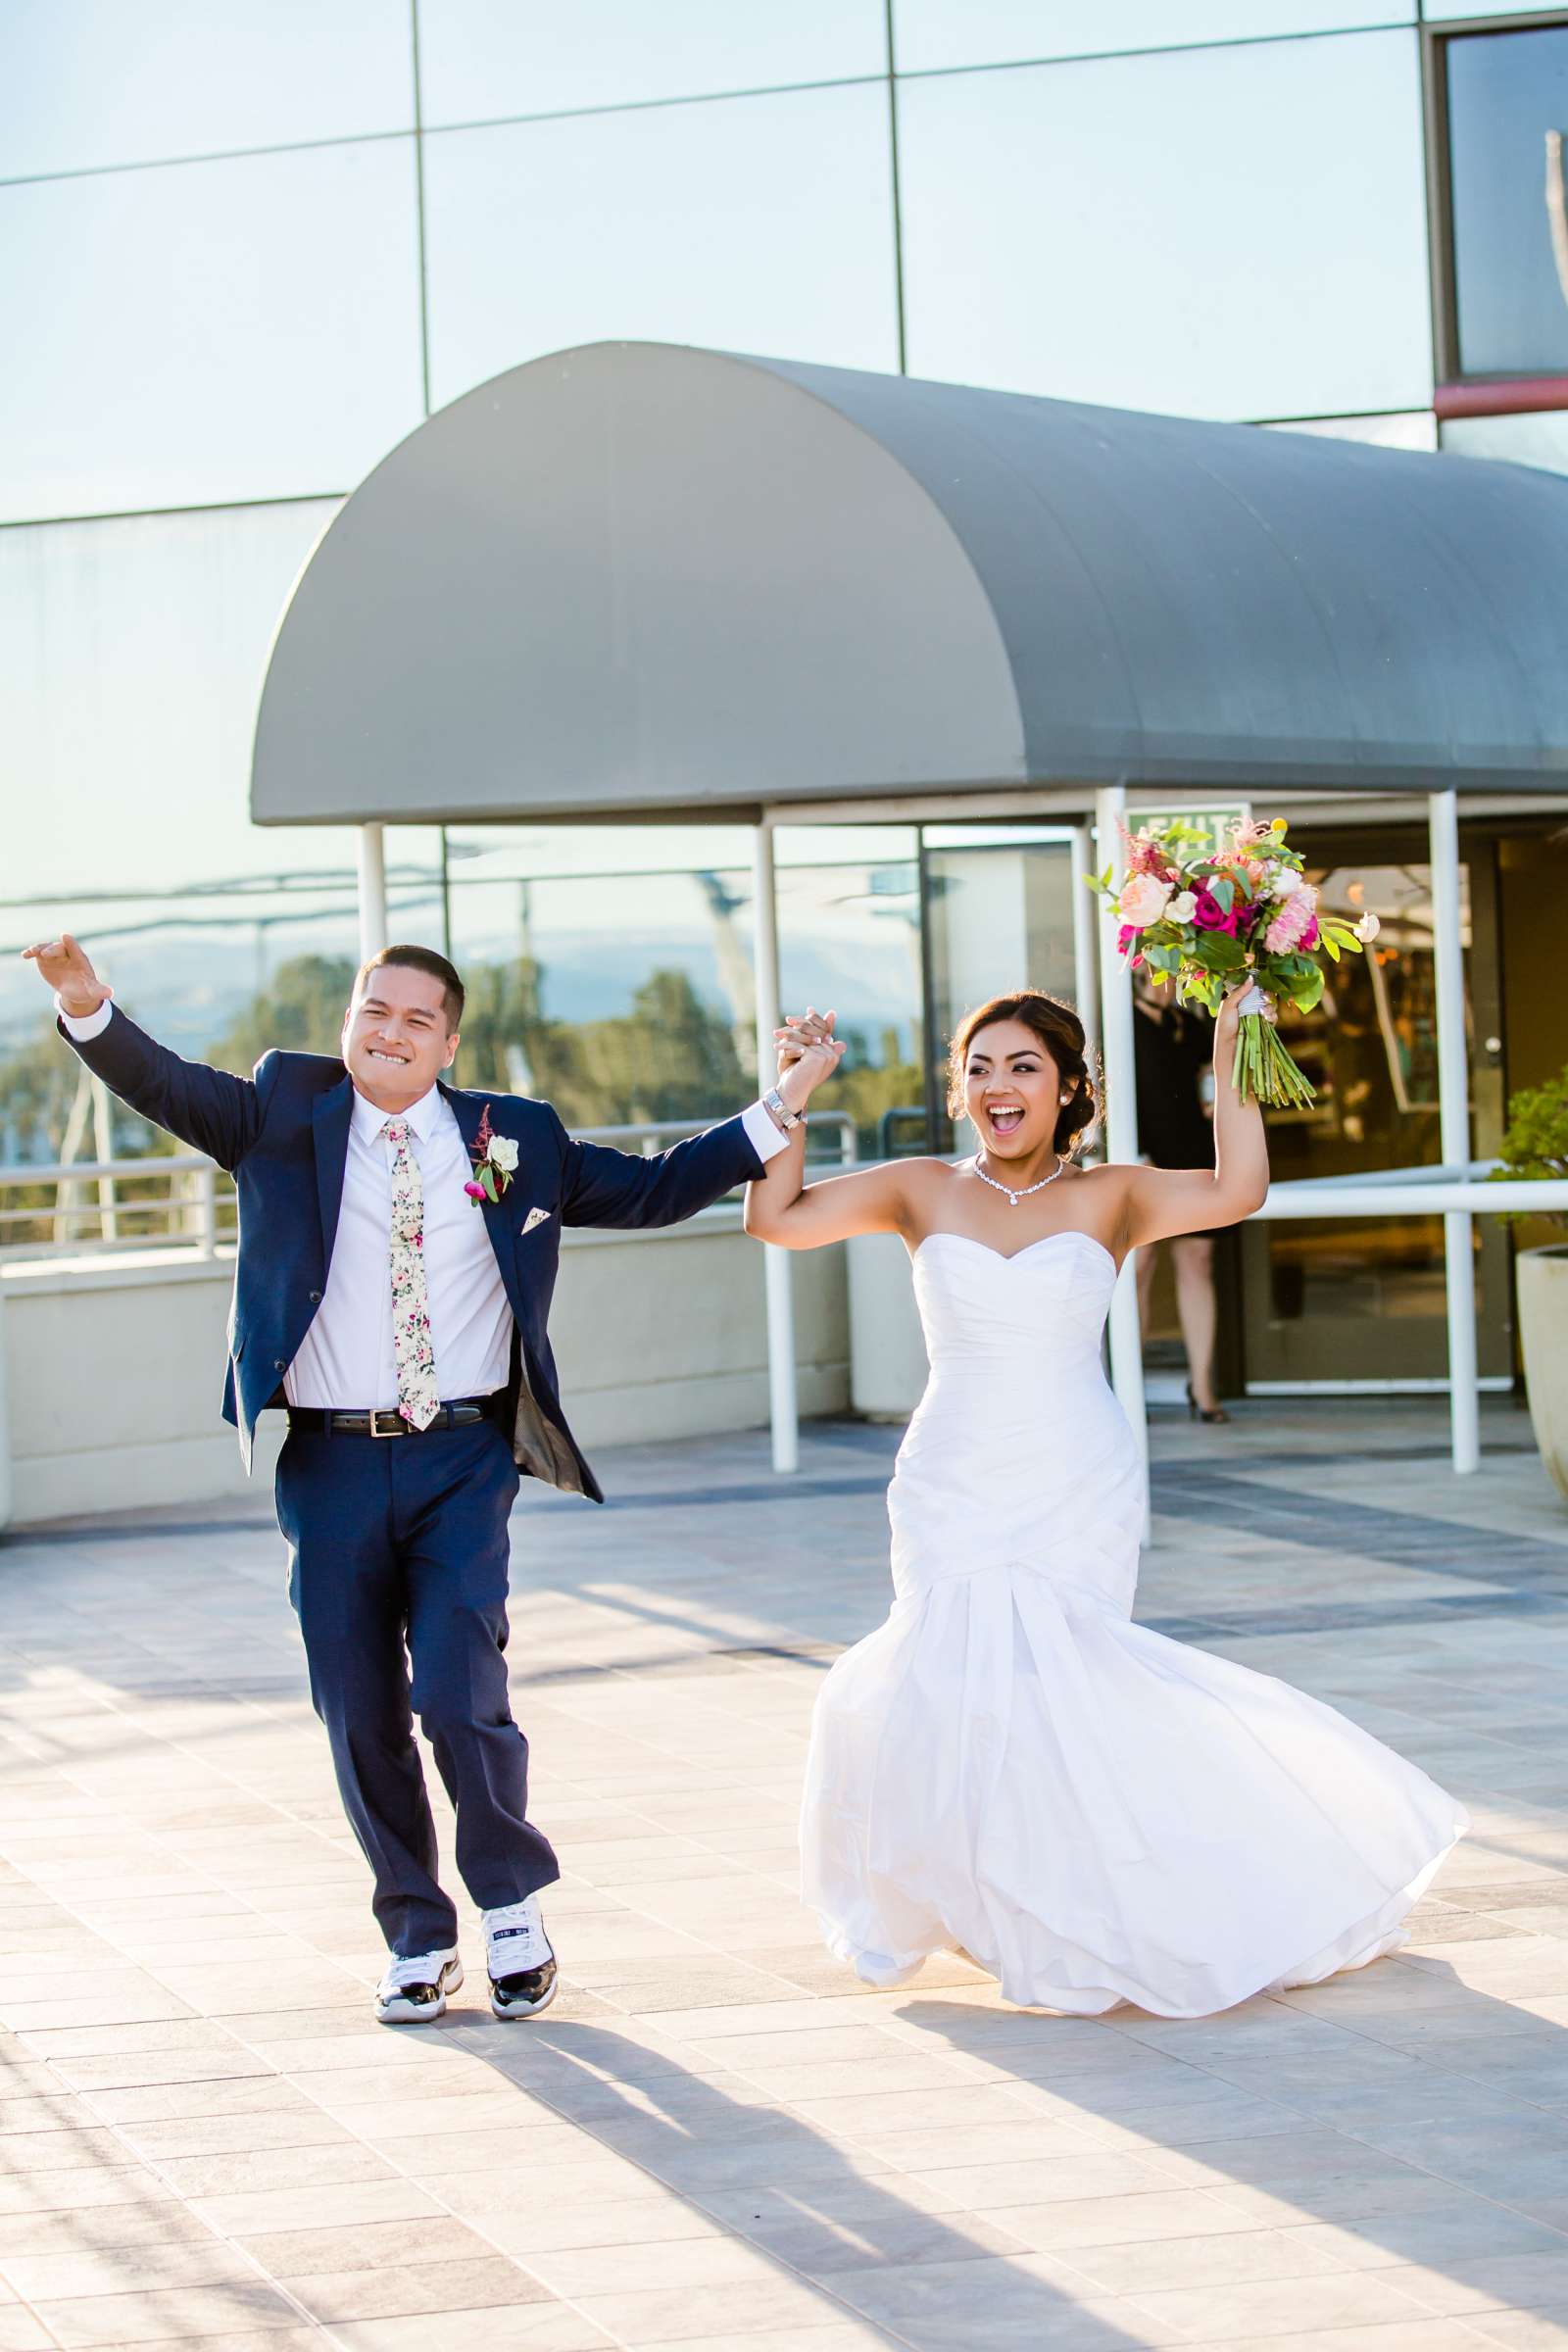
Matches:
[1495,1066,1568,1501]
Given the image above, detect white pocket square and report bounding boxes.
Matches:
[521,1205,554,1235]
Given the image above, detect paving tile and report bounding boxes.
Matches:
[326,2311,612,2350]
[29,2281,306,2346]
[5,1409,1568,2352]
[281,2257,548,2322]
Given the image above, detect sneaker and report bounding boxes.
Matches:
[483,1895,558,2020]
[374,1947,463,2025]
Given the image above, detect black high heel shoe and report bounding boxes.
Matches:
[1186,1383,1231,1425]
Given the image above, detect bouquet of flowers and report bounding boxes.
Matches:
[1089,815,1381,1107]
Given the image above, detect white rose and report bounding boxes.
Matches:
[1270,869,1303,901]
[1353,911,1381,944]
[1168,890,1198,924]
[489,1136,520,1172]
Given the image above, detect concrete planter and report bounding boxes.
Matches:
[1518,1244,1568,1504]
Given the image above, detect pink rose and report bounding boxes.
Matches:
[1191,886,1240,937]
[1116,923,1139,957]
[1117,870,1172,929]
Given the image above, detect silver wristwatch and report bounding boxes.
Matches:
[763,1086,805,1131]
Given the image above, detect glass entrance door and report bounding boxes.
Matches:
[1239,835,1509,1388]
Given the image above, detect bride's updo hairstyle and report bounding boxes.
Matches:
[947,990,1100,1157]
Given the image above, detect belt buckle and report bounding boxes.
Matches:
[369,1408,406,1438]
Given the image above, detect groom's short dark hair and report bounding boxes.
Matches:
[356,944,466,1031]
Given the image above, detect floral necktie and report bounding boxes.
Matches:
[381,1118,439,1429]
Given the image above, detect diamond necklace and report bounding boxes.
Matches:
[972,1151,1068,1207]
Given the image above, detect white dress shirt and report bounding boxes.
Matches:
[289,1083,512,1409]
[60,1001,791,1409]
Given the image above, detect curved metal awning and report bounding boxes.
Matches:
[252,341,1568,825]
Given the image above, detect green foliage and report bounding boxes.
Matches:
[1492,1064,1568,1228]
[207,955,359,1073]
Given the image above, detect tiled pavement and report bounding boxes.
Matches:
[1,1396,1567,2352]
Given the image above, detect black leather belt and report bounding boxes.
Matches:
[287,1396,503,1438]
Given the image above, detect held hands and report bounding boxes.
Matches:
[21,933,112,1020]
[774,1005,846,1114]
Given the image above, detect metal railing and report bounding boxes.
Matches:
[0,1108,860,1262]
[0,1153,232,1260]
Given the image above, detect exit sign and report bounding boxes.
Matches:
[1128,802,1252,857]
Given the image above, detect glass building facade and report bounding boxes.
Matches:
[6,2,1566,1390]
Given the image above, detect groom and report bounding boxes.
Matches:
[25,934,834,2025]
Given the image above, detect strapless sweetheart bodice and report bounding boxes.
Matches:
[893,1228,1139,1614]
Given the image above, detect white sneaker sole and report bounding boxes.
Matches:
[376,1960,464,2024]
[490,1971,559,2021]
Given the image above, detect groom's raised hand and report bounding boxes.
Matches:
[22,933,112,1021]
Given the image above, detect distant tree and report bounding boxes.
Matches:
[0,1020,82,1161]
[205,955,358,1074]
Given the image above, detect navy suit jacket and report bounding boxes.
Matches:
[62,1007,766,1503]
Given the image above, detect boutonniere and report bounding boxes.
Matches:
[464,1103,518,1205]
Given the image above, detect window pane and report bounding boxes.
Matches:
[443,828,759,1127]
[0,140,424,520]
[898,34,1431,419]
[894,1,1411,75]
[924,830,1080,1152]
[418,0,886,124]
[777,828,924,1160]
[1446,26,1568,378]
[0,0,415,179]
[0,501,398,1159]
[440,824,923,1148]
[423,85,899,407]
[1442,411,1568,475]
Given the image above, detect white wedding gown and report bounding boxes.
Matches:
[800,1230,1467,2018]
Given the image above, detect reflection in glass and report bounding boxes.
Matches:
[5,502,349,902]
[0,0,415,180]
[0,140,424,520]
[440,825,921,1150]
[924,828,1079,1154]
[422,85,899,408]
[0,498,422,1162]
[0,866,444,1167]
[897,35,1430,419]
[1442,412,1568,475]
[418,0,886,124]
[893,0,1409,76]
[1446,26,1568,377]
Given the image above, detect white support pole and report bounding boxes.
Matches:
[1429,787,1479,1474]
[357,823,389,963]
[1093,786,1149,1518]
[0,1280,11,1534]
[754,821,799,1475]
[1069,822,1102,1073]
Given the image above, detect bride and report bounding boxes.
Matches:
[746,986,1465,2019]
